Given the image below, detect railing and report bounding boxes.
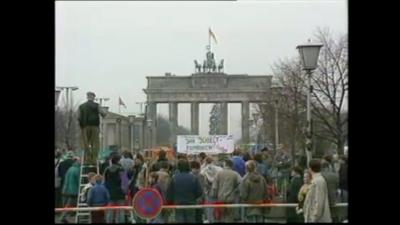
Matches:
[55,203,348,223]
[55,203,348,212]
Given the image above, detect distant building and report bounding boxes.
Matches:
[102,111,144,152]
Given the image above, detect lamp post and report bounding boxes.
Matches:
[274,99,279,152]
[56,86,79,110]
[269,85,283,152]
[296,41,323,166]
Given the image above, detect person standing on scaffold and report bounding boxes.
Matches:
[78,91,107,166]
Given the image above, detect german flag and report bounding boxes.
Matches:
[209,28,218,44]
[119,97,126,108]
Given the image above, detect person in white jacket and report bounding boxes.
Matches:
[80,172,96,203]
[303,159,332,223]
[200,156,222,223]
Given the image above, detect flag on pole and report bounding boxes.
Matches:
[209,28,218,44]
[119,97,127,108]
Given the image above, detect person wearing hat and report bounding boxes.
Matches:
[78,91,107,165]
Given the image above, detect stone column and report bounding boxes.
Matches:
[138,118,144,150]
[241,101,250,143]
[169,102,178,144]
[220,102,228,135]
[132,119,142,151]
[191,102,199,135]
[147,102,157,147]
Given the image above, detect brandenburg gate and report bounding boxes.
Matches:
[143,47,272,148]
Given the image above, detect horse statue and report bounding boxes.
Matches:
[203,60,207,73]
[218,59,224,73]
[194,60,202,73]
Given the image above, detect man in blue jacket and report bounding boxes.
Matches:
[87,175,110,223]
[231,149,246,177]
[166,159,203,223]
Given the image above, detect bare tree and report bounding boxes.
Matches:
[311,28,348,154]
[260,27,348,164]
[55,95,80,150]
[55,107,66,148]
[271,58,308,165]
[254,88,280,149]
[156,115,190,145]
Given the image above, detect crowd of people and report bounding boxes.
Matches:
[55,146,348,223]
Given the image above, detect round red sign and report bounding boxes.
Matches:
[132,188,163,220]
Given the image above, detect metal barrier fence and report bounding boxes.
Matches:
[55,203,348,211]
[55,203,348,223]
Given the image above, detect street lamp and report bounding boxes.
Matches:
[270,85,283,152]
[296,41,323,165]
[56,86,79,110]
[274,99,279,152]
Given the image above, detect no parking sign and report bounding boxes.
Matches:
[132,188,163,220]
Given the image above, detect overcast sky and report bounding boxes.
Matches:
[56,0,347,140]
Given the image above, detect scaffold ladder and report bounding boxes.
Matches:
[75,151,99,224]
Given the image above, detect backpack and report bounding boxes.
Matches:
[218,173,240,203]
[80,183,93,203]
[203,165,220,193]
[104,165,127,196]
